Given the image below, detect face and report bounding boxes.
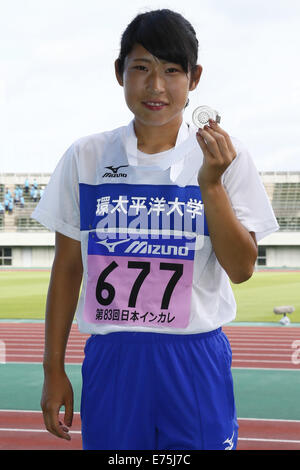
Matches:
[115,43,202,128]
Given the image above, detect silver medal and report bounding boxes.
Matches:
[192,105,221,129]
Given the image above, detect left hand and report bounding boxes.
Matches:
[196,119,237,189]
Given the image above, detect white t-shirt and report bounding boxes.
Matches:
[32,120,279,335]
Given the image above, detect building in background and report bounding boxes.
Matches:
[0,171,300,269]
[258,172,300,268]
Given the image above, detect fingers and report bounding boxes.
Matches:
[208,120,237,156]
[196,130,210,156]
[199,124,228,156]
[196,120,237,187]
[42,406,72,441]
[64,397,74,428]
[196,120,236,163]
[197,126,223,158]
[40,374,74,441]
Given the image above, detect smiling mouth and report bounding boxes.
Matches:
[142,101,169,110]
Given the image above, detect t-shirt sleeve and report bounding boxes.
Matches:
[31,143,81,241]
[222,138,279,242]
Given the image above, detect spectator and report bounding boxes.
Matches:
[24,178,29,193]
[4,199,8,213]
[33,188,38,203]
[8,199,13,214]
[14,187,20,204]
[30,185,35,200]
[20,196,25,208]
[0,202,4,215]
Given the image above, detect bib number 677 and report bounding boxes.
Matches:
[96,260,183,309]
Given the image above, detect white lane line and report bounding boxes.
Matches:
[0,428,299,444]
[2,411,300,423]
[0,409,80,414]
[0,427,81,434]
[238,437,300,444]
[233,359,299,364]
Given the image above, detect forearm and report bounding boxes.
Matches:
[43,260,82,374]
[201,182,258,283]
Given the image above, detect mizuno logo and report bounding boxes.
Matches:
[102,165,129,177]
[223,432,235,450]
[96,239,189,256]
[96,238,131,252]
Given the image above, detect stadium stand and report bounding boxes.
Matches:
[261,172,300,231]
[0,174,50,233]
[1,171,300,232]
[0,171,299,268]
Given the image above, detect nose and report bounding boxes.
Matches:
[146,70,165,94]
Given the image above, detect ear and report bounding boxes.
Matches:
[189,65,202,91]
[115,59,124,87]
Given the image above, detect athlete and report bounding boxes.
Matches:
[32,9,279,450]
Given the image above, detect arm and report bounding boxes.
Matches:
[196,120,258,284]
[41,232,83,440]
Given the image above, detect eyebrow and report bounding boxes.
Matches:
[132,57,171,64]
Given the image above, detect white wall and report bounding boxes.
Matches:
[12,246,55,267]
[6,244,300,269]
[267,246,300,268]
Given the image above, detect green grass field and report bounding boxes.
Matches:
[0,270,299,323]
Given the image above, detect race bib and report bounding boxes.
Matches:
[84,233,195,328]
[80,183,207,329]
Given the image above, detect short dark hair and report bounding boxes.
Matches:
[117,9,199,76]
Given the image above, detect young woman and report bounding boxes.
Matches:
[32,9,278,450]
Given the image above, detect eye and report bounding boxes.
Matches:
[166,67,180,74]
[133,65,147,71]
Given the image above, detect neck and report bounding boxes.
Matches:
[134,116,183,154]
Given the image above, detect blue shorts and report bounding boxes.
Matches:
[80,328,238,450]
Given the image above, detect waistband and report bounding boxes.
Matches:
[88,328,222,344]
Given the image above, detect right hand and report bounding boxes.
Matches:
[40,370,74,440]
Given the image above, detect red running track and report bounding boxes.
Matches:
[1,411,300,450]
[0,322,300,369]
[0,322,300,450]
